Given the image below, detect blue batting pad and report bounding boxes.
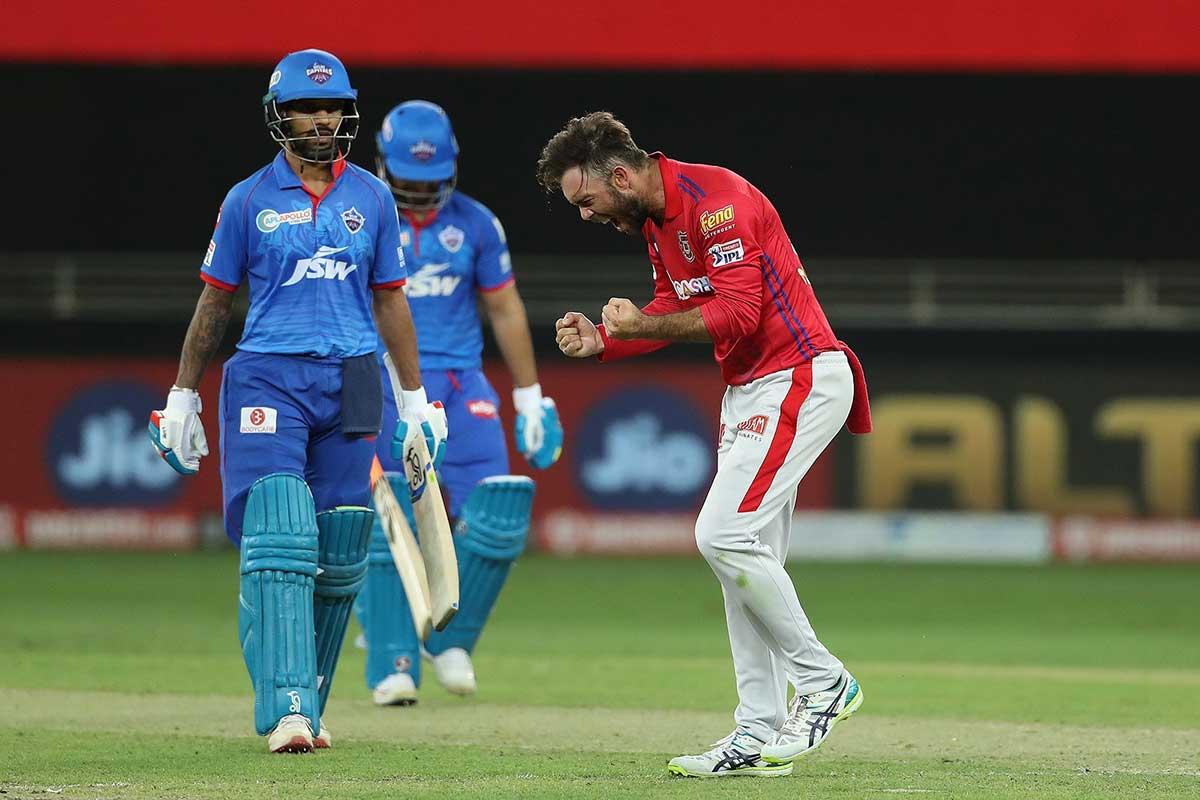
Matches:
[362,473,423,689]
[426,476,534,655]
[238,473,320,736]
[314,506,373,715]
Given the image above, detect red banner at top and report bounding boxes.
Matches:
[6,1,1200,72]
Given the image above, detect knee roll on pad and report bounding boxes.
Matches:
[455,476,535,560]
[238,472,320,736]
[313,506,373,715]
[362,473,422,689]
[426,476,534,655]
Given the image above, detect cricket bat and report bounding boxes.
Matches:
[370,456,433,641]
[405,434,459,631]
[383,353,460,632]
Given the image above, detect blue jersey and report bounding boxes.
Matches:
[386,191,514,370]
[202,152,407,358]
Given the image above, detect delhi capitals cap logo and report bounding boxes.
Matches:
[341,206,365,234]
[306,62,334,84]
[409,140,437,161]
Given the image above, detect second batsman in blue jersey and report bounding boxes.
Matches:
[357,101,563,705]
[147,50,447,754]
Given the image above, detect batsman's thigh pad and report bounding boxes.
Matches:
[314,506,373,715]
[363,473,422,689]
[426,476,534,655]
[238,472,320,735]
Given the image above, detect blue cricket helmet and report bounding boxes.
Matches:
[263,49,360,164]
[376,100,460,210]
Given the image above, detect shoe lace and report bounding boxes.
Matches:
[780,679,845,739]
[707,730,737,749]
[779,693,813,736]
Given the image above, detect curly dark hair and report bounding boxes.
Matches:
[535,111,651,193]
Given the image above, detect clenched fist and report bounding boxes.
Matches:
[555,311,604,358]
[601,297,646,340]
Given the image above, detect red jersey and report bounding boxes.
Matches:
[598,154,839,386]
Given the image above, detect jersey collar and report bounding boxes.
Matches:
[650,152,683,223]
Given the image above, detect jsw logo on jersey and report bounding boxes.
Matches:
[404,262,463,298]
[282,245,359,287]
[671,275,714,299]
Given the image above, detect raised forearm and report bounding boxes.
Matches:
[373,289,422,390]
[638,307,712,342]
[175,285,234,389]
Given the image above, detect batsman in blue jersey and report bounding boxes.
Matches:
[147,50,447,754]
[358,101,563,705]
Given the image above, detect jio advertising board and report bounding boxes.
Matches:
[0,360,222,550]
[2,356,1198,561]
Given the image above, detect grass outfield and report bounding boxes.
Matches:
[3,552,1198,799]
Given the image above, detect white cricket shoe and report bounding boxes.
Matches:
[430,647,476,696]
[372,672,418,706]
[667,729,793,778]
[762,671,863,764]
[267,713,314,754]
[313,722,331,749]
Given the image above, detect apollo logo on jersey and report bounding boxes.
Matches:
[698,204,735,236]
[708,238,745,268]
[281,245,358,287]
[670,275,714,300]
[403,262,462,298]
[256,208,312,233]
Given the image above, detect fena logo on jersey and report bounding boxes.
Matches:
[403,262,461,298]
[204,240,216,267]
[282,246,358,287]
[708,238,745,268]
[240,406,278,434]
[698,204,735,236]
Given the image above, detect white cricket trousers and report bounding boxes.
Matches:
[696,350,853,743]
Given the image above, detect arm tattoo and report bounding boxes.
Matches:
[639,307,712,343]
[175,285,234,388]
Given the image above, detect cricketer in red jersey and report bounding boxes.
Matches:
[538,112,869,778]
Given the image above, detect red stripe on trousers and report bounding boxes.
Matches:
[738,363,814,513]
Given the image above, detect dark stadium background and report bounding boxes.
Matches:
[2,1,1197,558]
